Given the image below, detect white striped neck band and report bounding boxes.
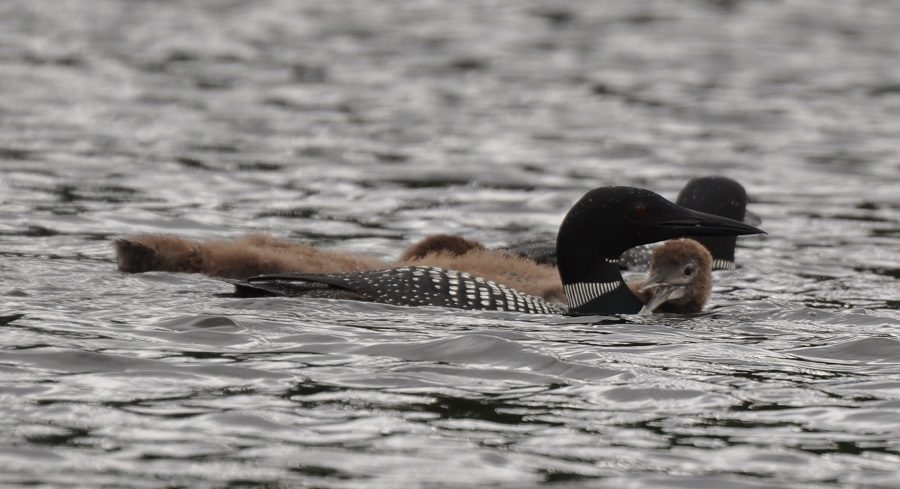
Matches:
[563,281,623,309]
[713,259,736,271]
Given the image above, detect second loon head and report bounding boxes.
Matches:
[676,176,750,269]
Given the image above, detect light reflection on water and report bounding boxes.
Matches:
[2,0,900,487]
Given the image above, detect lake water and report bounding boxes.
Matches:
[2,1,899,487]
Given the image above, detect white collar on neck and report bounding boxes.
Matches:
[713,259,736,271]
[563,281,623,309]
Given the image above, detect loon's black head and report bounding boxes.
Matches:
[676,176,748,268]
[556,186,764,315]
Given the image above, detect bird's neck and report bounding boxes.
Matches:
[557,246,643,315]
[694,236,736,270]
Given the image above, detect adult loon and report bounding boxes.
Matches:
[230,187,762,315]
[497,176,753,270]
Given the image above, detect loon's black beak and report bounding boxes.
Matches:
[658,208,765,237]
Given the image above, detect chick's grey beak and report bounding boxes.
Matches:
[638,283,684,315]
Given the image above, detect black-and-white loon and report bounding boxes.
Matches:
[231,186,763,315]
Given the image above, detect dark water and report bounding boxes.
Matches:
[2,0,900,487]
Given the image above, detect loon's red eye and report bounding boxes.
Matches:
[632,202,648,218]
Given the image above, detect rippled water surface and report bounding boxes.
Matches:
[2,1,900,487]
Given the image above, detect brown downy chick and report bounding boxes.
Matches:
[114,233,565,302]
[398,234,486,261]
[115,233,387,279]
[627,238,713,314]
[114,234,487,279]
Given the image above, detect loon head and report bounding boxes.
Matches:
[676,176,748,270]
[557,186,764,315]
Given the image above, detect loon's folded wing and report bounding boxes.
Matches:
[233,267,563,314]
[230,274,367,300]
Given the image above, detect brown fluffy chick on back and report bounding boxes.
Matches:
[114,234,388,279]
[116,234,489,277]
[398,234,486,261]
[115,233,566,303]
[626,238,713,314]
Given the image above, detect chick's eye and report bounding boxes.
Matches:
[632,202,648,219]
[683,265,694,277]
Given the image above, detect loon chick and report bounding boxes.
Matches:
[627,238,712,314]
[398,234,486,261]
[114,232,563,297]
[231,186,763,315]
[498,175,753,270]
[114,233,388,278]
